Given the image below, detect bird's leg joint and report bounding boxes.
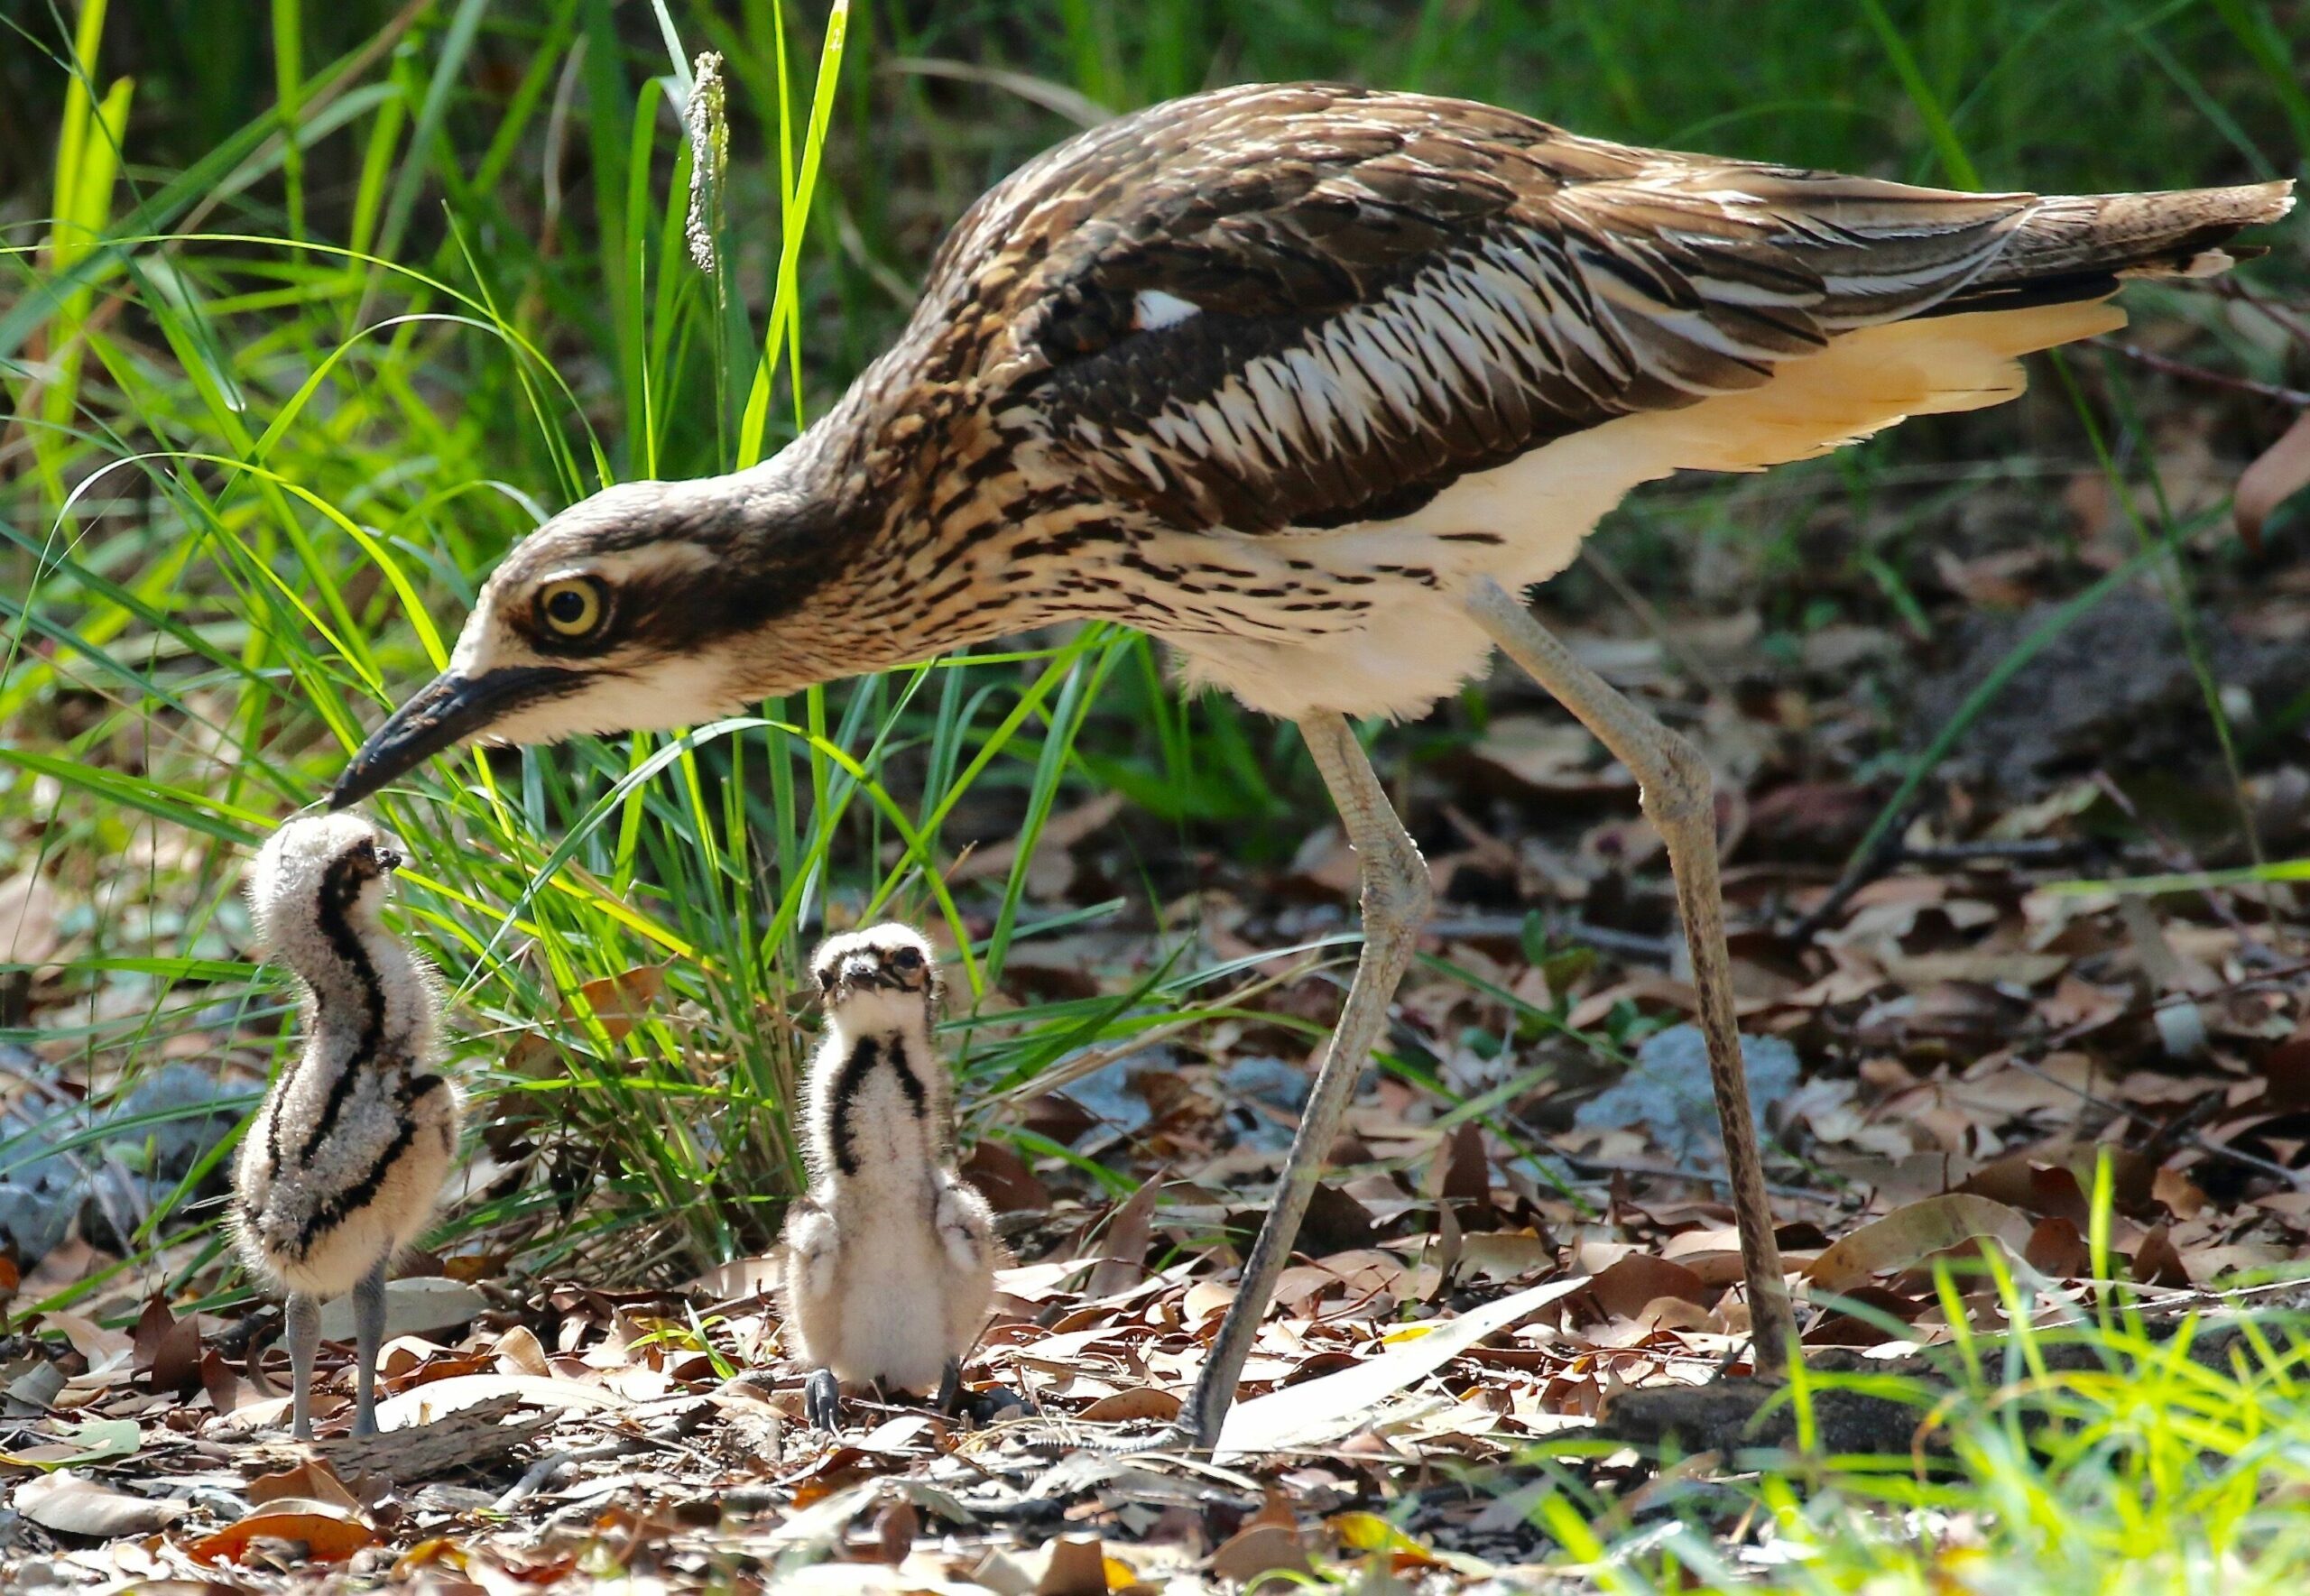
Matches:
[1360,828,1432,931]
[1632,724,1714,839]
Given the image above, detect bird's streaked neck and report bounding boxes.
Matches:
[816,1004,942,1182]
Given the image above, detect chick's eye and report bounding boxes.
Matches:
[536,577,607,640]
[892,947,924,972]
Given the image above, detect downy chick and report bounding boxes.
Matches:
[232,814,461,1440]
[780,924,1002,1429]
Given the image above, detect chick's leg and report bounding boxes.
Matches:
[285,1292,319,1442]
[352,1256,388,1438]
[805,1368,843,1432]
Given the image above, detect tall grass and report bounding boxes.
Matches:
[0,0,2303,1318]
[1532,1281,2310,1591]
[0,0,1203,1301]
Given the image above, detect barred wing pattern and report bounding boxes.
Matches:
[943,84,2256,539]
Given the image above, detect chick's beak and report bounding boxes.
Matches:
[375,848,404,873]
[328,666,577,810]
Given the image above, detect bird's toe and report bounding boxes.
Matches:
[804,1368,843,1432]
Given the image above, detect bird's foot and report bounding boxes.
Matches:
[933,1357,962,1416]
[350,1404,378,1441]
[804,1368,843,1432]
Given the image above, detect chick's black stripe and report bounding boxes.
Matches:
[827,1035,880,1176]
[288,1075,455,1254]
[292,1115,420,1252]
[888,1035,929,1118]
[292,854,385,1163]
[827,1030,933,1178]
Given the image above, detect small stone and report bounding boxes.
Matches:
[1574,1024,1801,1172]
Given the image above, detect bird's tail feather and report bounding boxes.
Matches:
[1946,180,2295,312]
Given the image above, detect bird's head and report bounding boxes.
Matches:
[328,472,848,808]
[810,922,941,1036]
[249,812,403,961]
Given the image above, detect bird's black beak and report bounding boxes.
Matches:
[328,666,577,810]
[375,847,404,874]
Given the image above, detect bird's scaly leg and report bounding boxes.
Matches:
[346,1256,388,1441]
[1466,577,1794,1377]
[1183,710,1432,1448]
[805,1368,843,1432]
[286,1291,319,1442]
[352,1256,388,1438]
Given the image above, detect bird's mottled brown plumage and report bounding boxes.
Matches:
[838,83,2271,528]
[720,82,2289,719]
[328,82,2291,778]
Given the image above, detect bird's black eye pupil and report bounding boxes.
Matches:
[549,590,586,623]
[893,947,922,970]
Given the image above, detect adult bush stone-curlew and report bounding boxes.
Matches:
[328,83,2293,1447]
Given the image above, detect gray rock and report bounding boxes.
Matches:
[107,1064,244,1179]
[0,1096,85,1263]
[1574,1024,1800,1173]
[1056,1047,1177,1137]
[1220,1054,1317,1151]
[0,1181,72,1262]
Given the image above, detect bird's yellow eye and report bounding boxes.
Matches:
[535,577,606,640]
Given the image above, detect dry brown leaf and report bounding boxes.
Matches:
[2025,1216,2092,1278]
[1083,1169,1164,1300]
[15,1471,186,1536]
[189,1501,375,1565]
[1214,1277,1585,1459]
[45,1312,134,1365]
[0,870,60,964]
[492,1324,552,1379]
[1211,1523,1311,1593]
[2236,410,2310,551]
[246,1457,361,1513]
[1076,1387,1181,1425]
[1433,1121,1492,1203]
[1036,1534,1113,1596]
[870,1499,919,1566]
[370,1372,627,1430]
[2132,1223,2191,1287]
[961,1138,1051,1213]
[1585,1255,1708,1321]
[1957,1156,2089,1223]
[1451,1231,1551,1285]
[950,791,1124,886]
[504,964,669,1076]
[2153,1167,2208,1220]
[1809,1195,2035,1292]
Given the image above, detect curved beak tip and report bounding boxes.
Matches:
[328,665,577,811]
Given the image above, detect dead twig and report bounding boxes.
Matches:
[2006,1056,2310,1190]
[2088,337,2310,409]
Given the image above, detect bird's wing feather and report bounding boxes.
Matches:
[949,86,2042,533]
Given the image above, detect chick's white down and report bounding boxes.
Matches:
[232,814,461,1299]
[780,926,1001,1398]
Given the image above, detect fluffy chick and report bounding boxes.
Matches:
[779,924,1003,1429]
[232,814,461,1439]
